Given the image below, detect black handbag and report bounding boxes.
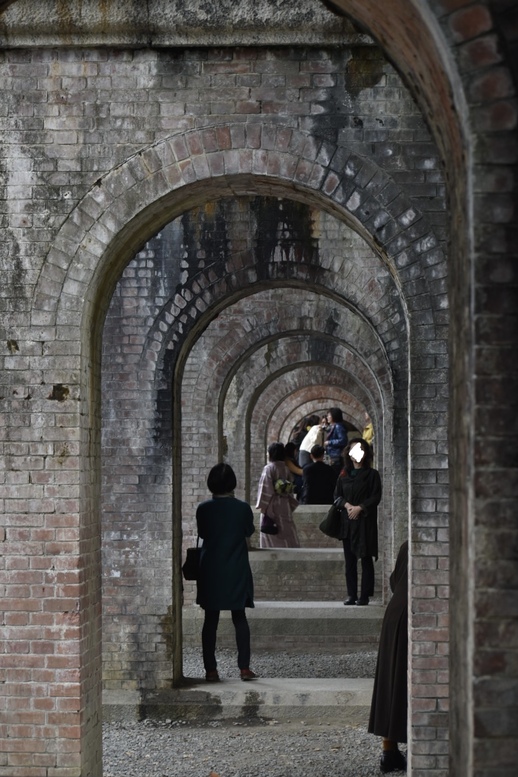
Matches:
[319,501,343,539]
[182,537,201,580]
[260,515,279,534]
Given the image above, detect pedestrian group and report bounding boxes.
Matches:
[189,407,408,773]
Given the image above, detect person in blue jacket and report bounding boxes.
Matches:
[196,463,257,682]
[323,407,348,473]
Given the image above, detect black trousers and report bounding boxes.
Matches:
[342,537,374,601]
[202,609,251,672]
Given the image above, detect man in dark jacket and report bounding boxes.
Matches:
[301,445,337,505]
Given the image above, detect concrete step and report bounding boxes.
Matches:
[248,546,381,601]
[183,601,383,651]
[103,677,374,725]
[253,505,339,548]
[250,547,345,601]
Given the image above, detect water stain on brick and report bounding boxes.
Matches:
[345,47,385,98]
[48,384,70,401]
[309,334,337,364]
[180,200,230,277]
[252,197,319,280]
[56,443,70,464]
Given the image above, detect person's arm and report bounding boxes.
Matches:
[359,469,382,512]
[333,476,346,508]
[255,465,274,514]
[196,503,207,539]
[286,458,303,476]
[326,425,348,457]
[244,503,255,538]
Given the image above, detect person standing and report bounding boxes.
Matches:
[297,417,326,468]
[368,541,408,773]
[301,444,337,505]
[196,463,257,682]
[256,442,299,548]
[334,438,382,606]
[323,407,348,473]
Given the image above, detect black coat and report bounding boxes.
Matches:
[196,496,255,611]
[301,460,337,505]
[368,541,408,742]
[333,467,382,559]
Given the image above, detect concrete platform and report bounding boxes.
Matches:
[103,677,374,726]
[183,600,384,651]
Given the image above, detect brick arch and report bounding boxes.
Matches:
[180,286,393,503]
[234,346,381,490]
[184,289,393,412]
[245,362,396,564]
[0,0,513,773]
[31,124,445,336]
[139,205,412,383]
[277,391,368,442]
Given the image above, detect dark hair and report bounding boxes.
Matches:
[284,442,297,458]
[343,438,372,471]
[327,407,343,423]
[207,463,237,495]
[268,442,285,462]
[311,444,325,458]
[306,414,320,428]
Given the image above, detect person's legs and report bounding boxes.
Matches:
[342,538,358,602]
[202,609,220,673]
[231,609,251,670]
[298,450,311,468]
[358,555,374,604]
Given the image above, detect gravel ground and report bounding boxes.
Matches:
[103,649,404,777]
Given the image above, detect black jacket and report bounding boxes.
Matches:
[301,460,337,505]
[333,466,382,559]
[368,541,408,742]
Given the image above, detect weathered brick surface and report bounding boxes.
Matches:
[0,1,516,776]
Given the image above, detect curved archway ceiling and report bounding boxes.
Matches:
[178,195,405,492]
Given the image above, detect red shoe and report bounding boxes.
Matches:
[205,670,220,682]
[240,669,258,681]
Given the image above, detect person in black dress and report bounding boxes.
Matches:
[368,540,408,773]
[333,438,382,606]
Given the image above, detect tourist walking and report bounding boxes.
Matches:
[196,463,257,682]
[334,439,382,606]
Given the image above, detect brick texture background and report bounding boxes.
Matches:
[0,1,516,776]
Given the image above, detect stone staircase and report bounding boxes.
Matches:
[182,505,384,652]
[104,507,384,724]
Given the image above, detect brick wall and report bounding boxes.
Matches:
[1,0,515,774]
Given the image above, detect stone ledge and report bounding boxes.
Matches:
[103,677,374,724]
[0,0,374,47]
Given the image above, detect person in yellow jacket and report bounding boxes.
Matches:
[362,412,374,448]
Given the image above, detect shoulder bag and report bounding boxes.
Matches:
[319,501,343,539]
[182,536,201,580]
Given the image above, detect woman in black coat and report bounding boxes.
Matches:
[333,438,382,606]
[368,541,408,773]
[196,463,257,682]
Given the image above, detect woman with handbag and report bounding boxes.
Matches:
[255,442,299,548]
[334,438,382,606]
[196,463,257,682]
